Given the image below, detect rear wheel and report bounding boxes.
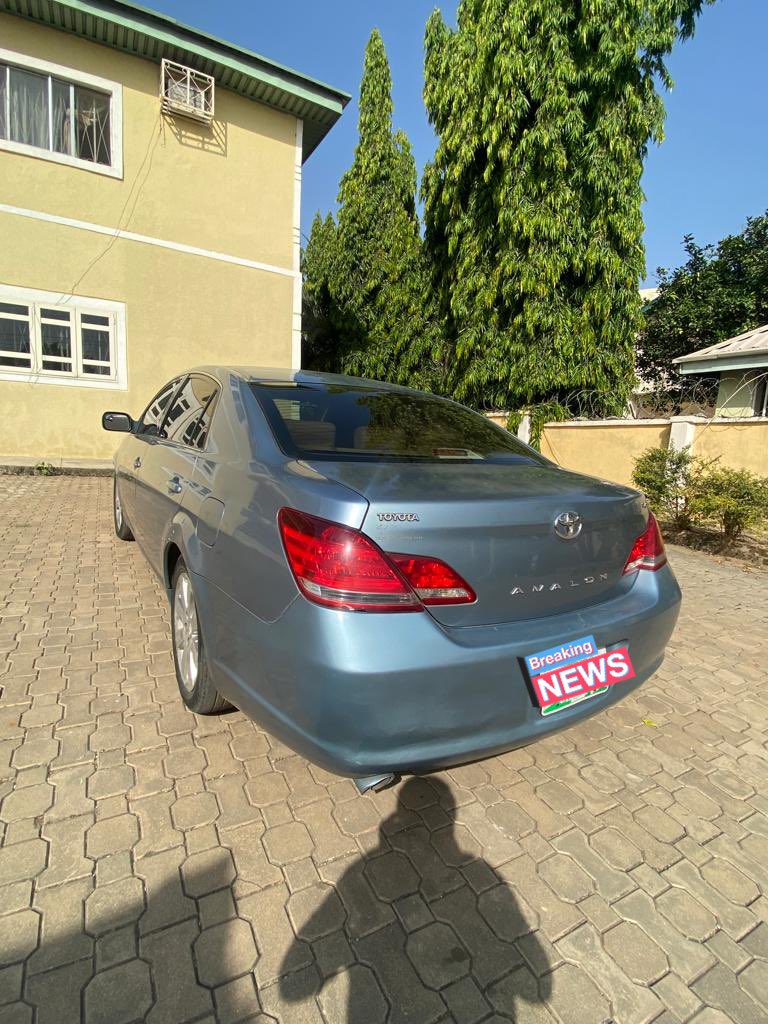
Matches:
[171,558,229,714]
[113,476,134,541]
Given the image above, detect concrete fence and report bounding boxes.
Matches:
[489,413,768,487]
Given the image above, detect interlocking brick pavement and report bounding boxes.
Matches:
[1,475,768,1024]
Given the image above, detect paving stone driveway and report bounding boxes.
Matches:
[1,475,768,1024]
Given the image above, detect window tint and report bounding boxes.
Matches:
[140,378,180,435]
[251,383,547,465]
[193,387,220,450]
[166,375,219,449]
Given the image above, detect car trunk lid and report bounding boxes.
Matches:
[305,459,647,626]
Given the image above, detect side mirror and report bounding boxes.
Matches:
[102,411,134,433]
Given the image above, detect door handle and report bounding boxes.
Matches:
[167,476,183,495]
[133,457,142,470]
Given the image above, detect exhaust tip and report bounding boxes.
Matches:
[354,773,400,795]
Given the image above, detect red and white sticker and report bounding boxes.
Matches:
[531,646,635,708]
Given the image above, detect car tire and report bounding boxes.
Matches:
[113,476,134,541]
[171,558,230,715]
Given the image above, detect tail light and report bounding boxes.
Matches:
[622,512,667,575]
[278,508,475,612]
[388,553,475,605]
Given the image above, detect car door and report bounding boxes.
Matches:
[126,377,182,548]
[176,380,223,549]
[132,375,214,577]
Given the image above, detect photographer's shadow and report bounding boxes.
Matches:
[280,776,552,1023]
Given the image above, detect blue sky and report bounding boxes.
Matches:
[156,0,766,285]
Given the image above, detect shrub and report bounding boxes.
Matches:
[632,446,700,529]
[690,466,768,539]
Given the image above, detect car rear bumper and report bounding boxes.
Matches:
[196,564,682,777]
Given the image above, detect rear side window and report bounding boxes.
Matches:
[251,383,547,465]
[193,388,220,450]
[166,375,219,449]
[139,378,180,434]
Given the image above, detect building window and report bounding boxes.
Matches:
[0,48,122,177]
[0,285,126,390]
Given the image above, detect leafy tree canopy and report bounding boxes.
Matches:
[302,30,441,390]
[639,212,768,389]
[422,0,712,412]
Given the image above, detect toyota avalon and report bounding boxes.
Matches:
[103,368,681,792]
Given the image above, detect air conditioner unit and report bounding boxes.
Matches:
[161,59,214,124]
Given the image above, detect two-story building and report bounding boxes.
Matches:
[0,0,348,463]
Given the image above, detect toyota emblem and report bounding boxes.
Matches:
[554,511,582,540]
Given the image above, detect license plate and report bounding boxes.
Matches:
[524,635,635,716]
[540,686,609,717]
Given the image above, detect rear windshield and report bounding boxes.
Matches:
[250,383,547,465]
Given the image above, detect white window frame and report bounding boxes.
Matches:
[0,283,127,390]
[0,46,123,179]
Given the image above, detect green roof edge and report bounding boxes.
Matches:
[676,353,768,374]
[1,0,350,159]
[106,0,350,101]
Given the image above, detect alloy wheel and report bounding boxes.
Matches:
[173,571,200,693]
[114,483,123,530]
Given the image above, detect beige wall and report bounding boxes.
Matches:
[0,13,298,269]
[485,413,509,430]
[0,218,293,459]
[540,422,672,487]
[692,420,768,476]
[0,14,300,461]
[528,418,768,486]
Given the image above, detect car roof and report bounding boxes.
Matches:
[187,366,431,397]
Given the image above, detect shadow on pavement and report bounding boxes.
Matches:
[5,776,551,1023]
[279,775,552,1022]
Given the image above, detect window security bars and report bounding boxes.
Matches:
[161,59,214,124]
[0,62,111,165]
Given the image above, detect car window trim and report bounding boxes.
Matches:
[190,384,220,453]
[158,374,190,439]
[161,372,221,452]
[137,375,184,436]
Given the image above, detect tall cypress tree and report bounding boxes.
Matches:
[423,0,712,412]
[302,212,341,371]
[303,30,440,389]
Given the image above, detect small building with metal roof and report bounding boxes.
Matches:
[673,324,768,418]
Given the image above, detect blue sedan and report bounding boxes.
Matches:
[103,368,681,792]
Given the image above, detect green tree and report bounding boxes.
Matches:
[302,212,342,371]
[422,0,712,412]
[302,31,441,389]
[639,213,768,388]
